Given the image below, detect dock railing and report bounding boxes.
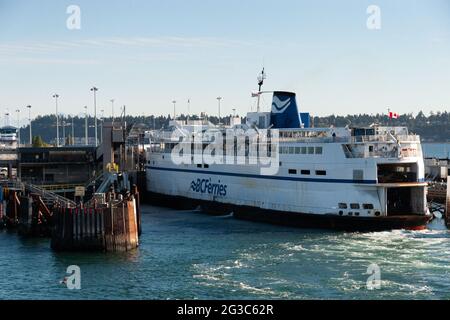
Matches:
[23,183,76,208]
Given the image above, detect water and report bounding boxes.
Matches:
[1,205,449,300]
[422,143,450,159]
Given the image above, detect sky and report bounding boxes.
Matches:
[0,0,449,125]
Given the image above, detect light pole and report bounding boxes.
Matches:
[172,100,177,120]
[15,109,20,146]
[62,120,66,146]
[4,112,9,126]
[110,99,115,124]
[71,116,75,145]
[27,105,32,145]
[100,109,104,144]
[216,97,222,125]
[187,99,190,121]
[84,106,88,145]
[52,94,60,147]
[90,86,99,146]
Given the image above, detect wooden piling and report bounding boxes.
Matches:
[51,197,139,252]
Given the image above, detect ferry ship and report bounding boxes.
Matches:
[145,71,432,231]
[0,126,18,149]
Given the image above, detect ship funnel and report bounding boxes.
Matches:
[270,91,302,129]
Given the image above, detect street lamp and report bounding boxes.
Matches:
[27,105,32,145]
[84,106,88,145]
[216,97,222,125]
[90,86,99,146]
[15,109,20,146]
[71,115,75,145]
[100,109,104,144]
[110,99,115,124]
[172,100,177,120]
[52,94,60,147]
[4,112,10,126]
[187,99,191,121]
[62,120,66,146]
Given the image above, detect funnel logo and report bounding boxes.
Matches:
[271,96,291,114]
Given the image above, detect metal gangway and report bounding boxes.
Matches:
[23,183,76,208]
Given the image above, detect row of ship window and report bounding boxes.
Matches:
[288,169,327,176]
[339,203,374,210]
[156,143,323,156]
[337,203,380,217]
[279,146,323,155]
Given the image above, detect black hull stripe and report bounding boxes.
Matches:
[144,192,431,232]
[146,166,377,184]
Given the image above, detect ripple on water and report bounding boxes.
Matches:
[1,206,450,299]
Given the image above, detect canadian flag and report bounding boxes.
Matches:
[389,111,399,119]
[251,92,260,97]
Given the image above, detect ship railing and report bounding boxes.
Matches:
[343,148,401,159]
[349,134,420,143]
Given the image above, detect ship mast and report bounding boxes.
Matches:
[256,68,266,113]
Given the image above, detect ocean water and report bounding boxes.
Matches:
[422,143,450,159]
[0,205,449,300]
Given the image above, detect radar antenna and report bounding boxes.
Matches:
[256,68,266,112]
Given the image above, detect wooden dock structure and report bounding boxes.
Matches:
[1,177,141,252]
[446,177,450,227]
[51,194,140,252]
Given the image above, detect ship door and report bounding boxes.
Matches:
[386,187,413,216]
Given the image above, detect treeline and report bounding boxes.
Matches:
[18,111,450,144]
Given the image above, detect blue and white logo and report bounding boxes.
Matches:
[271,96,291,114]
[190,178,227,197]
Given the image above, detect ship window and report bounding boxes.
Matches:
[288,169,297,174]
[204,164,209,169]
[301,147,307,154]
[338,203,348,209]
[315,147,323,155]
[350,203,360,209]
[289,147,295,154]
[295,147,301,154]
[301,170,310,175]
[197,164,202,168]
[363,204,374,210]
[245,136,250,157]
[369,145,374,152]
[316,170,326,176]
[308,147,315,154]
[279,146,283,154]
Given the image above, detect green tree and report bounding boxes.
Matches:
[32,136,50,147]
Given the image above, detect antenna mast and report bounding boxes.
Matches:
[256,68,266,112]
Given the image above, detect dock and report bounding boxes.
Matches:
[425,157,450,226]
[0,120,146,252]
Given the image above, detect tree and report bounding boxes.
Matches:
[32,136,50,147]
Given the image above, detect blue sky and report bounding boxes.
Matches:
[0,0,449,124]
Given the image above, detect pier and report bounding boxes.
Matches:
[0,120,145,252]
[425,157,450,226]
[446,177,450,227]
